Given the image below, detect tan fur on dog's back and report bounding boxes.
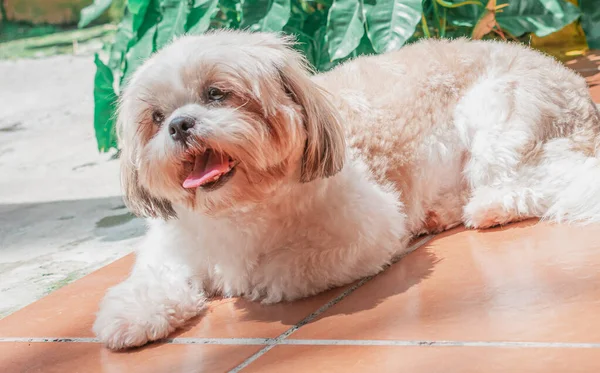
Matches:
[314,38,600,231]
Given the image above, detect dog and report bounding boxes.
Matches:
[93,30,600,350]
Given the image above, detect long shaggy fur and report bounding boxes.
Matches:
[93,30,600,350]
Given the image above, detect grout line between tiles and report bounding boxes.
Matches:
[0,337,100,343]
[278,340,600,349]
[4,337,600,349]
[228,235,434,373]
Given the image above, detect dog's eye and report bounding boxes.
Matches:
[207,87,226,101]
[152,110,165,125]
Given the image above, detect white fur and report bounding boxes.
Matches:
[94,155,407,349]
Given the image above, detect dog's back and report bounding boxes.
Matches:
[315,38,600,230]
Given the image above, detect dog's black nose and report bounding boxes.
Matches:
[169,116,195,142]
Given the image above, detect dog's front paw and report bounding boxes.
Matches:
[93,276,205,350]
[93,305,165,350]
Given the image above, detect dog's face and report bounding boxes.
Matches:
[118,31,345,218]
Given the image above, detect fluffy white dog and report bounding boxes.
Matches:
[93,30,600,349]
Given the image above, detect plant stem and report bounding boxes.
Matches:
[436,0,483,8]
[441,7,447,38]
[421,14,431,38]
[432,0,441,38]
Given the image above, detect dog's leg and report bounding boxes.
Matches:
[538,144,600,223]
[462,185,543,229]
[454,75,550,228]
[248,175,410,304]
[248,237,409,304]
[93,224,206,350]
[456,72,600,227]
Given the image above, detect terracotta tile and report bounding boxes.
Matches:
[566,50,600,81]
[589,85,600,103]
[174,287,345,339]
[565,51,600,102]
[292,221,600,342]
[0,254,134,338]
[0,253,345,339]
[244,345,600,373]
[0,342,260,373]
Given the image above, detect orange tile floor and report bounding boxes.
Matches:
[2,221,600,372]
[566,50,600,102]
[2,58,600,373]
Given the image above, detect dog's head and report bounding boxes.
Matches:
[117,31,345,218]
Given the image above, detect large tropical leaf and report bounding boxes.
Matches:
[186,0,220,33]
[155,0,190,49]
[580,0,600,49]
[313,25,336,71]
[241,0,291,32]
[284,7,314,65]
[447,3,483,28]
[108,9,134,74]
[124,24,157,81]
[326,0,365,61]
[78,0,113,28]
[497,0,581,37]
[123,0,161,81]
[449,0,581,37]
[217,0,242,29]
[128,0,152,34]
[365,0,422,54]
[93,55,118,152]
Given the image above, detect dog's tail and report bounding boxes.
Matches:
[542,105,600,224]
[543,159,600,224]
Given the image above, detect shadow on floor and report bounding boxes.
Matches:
[225,220,541,327]
[0,196,145,249]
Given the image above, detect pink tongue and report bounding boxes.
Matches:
[183,152,230,189]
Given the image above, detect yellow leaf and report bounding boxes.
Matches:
[530,0,589,61]
[472,0,504,40]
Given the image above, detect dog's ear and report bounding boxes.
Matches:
[117,108,176,220]
[277,43,346,183]
[121,163,176,219]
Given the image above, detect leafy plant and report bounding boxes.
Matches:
[81,0,597,152]
[580,0,600,49]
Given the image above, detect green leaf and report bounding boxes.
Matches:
[354,29,376,56]
[217,0,242,28]
[581,0,600,49]
[365,0,422,53]
[109,10,135,75]
[186,0,219,33]
[326,0,365,61]
[135,0,162,39]
[447,3,485,28]
[314,25,339,71]
[156,0,190,49]
[124,23,158,81]
[128,0,150,14]
[284,17,313,64]
[123,3,161,82]
[497,0,581,37]
[78,0,113,28]
[241,0,292,32]
[93,54,118,152]
[128,0,152,33]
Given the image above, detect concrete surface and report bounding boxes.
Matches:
[0,55,144,318]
